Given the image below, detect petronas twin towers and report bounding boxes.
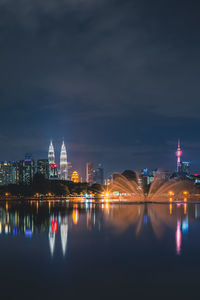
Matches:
[48,140,68,180]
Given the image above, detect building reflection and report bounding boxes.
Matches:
[0,200,200,257]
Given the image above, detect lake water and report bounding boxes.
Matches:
[0,200,200,299]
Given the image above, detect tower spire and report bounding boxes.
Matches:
[48,140,55,164]
[176,139,182,172]
[60,140,68,180]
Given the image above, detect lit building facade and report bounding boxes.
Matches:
[67,162,73,180]
[22,154,35,184]
[86,162,93,185]
[49,164,59,180]
[60,141,68,180]
[37,159,49,179]
[180,161,190,175]
[176,140,182,173]
[48,140,55,164]
[0,161,12,185]
[71,171,79,183]
[11,161,21,184]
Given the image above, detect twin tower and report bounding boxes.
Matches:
[48,140,68,180]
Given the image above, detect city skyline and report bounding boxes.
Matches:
[0,138,197,178]
[1,1,200,176]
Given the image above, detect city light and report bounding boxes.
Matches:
[168,191,174,196]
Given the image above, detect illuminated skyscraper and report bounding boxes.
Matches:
[60,141,68,180]
[48,140,55,164]
[176,139,182,173]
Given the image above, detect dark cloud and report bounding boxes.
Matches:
[0,0,200,176]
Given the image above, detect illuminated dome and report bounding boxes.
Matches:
[71,171,79,183]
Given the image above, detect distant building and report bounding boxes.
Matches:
[60,141,68,180]
[49,164,59,180]
[94,164,104,185]
[37,159,49,179]
[71,171,79,183]
[86,162,93,185]
[11,161,21,184]
[0,161,12,185]
[67,162,73,180]
[180,161,190,175]
[22,154,35,184]
[48,140,55,164]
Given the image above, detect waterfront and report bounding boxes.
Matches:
[0,201,200,299]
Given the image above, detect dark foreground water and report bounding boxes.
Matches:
[0,200,200,299]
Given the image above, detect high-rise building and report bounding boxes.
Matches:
[37,159,49,179]
[86,162,93,185]
[11,161,21,184]
[67,162,73,180]
[0,161,12,185]
[22,154,35,184]
[180,161,190,175]
[48,140,55,164]
[60,141,68,180]
[176,139,182,173]
[49,164,59,180]
[94,164,104,185]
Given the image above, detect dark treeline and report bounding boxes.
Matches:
[0,173,104,197]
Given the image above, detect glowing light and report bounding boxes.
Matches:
[168,191,174,196]
[169,203,172,215]
[54,218,58,234]
[72,207,79,224]
[71,171,79,183]
[48,140,55,164]
[183,191,189,196]
[184,203,187,215]
[60,141,68,180]
[60,219,68,256]
[25,230,32,238]
[176,220,181,255]
[176,139,182,172]
[5,225,8,234]
[182,217,189,233]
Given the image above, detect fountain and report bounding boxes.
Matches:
[108,170,194,202]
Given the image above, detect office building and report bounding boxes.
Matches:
[86,162,93,185]
[94,164,104,185]
[60,141,68,180]
[37,159,49,179]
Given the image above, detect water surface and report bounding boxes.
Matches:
[0,200,200,299]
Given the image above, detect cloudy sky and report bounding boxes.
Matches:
[0,0,200,177]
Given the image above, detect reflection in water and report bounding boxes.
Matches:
[60,217,68,256]
[72,205,79,225]
[0,200,200,258]
[49,228,55,256]
[176,220,181,255]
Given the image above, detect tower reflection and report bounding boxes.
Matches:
[0,201,198,258]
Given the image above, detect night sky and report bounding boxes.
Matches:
[1,0,200,177]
